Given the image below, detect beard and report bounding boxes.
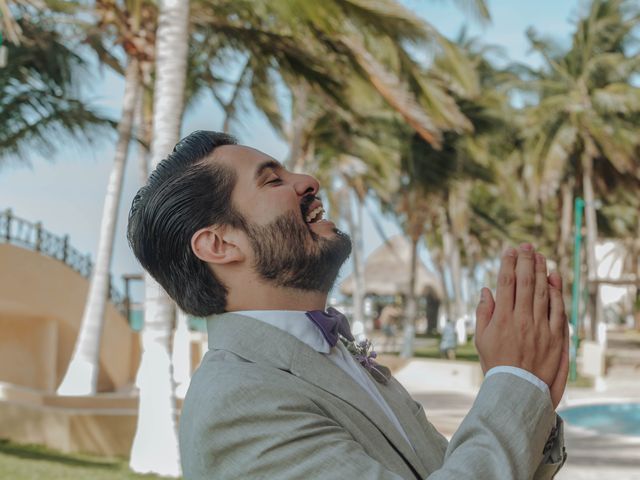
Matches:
[244,210,352,293]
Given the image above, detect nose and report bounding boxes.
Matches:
[293,172,319,197]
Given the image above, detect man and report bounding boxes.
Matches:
[127,131,568,479]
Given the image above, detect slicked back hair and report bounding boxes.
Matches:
[127,130,248,316]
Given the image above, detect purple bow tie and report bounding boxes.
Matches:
[305,307,355,347]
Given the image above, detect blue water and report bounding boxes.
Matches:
[559,403,640,436]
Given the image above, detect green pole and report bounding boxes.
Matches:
[570,197,585,382]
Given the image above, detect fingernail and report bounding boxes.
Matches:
[535,253,545,264]
[520,243,533,251]
[504,247,517,257]
[480,289,485,302]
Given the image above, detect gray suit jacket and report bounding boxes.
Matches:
[179,313,565,479]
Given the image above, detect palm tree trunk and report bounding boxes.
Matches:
[129,0,189,476]
[133,80,149,386]
[57,59,140,395]
[558,183,573,288]
[433,250,451,327]
[441,207,464,325]
[344,190,366,339]
[557,182,575,313]
[172,308,192,398]
[400,236,419,358]
[131,274,180,476]
[582,147,602,341]
[137,88,153,185]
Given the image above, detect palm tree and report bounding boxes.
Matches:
[0,10,112,165]
[57,57,141,395]
[57,0,156,395]
[197,0,491,164]
[392,29,529,356]
[313,106,402,338]
[395,186,434,357]
[436,35,529,321]
[183,1,485,339]
[128,0,189,475]
[246,3,491,338]
[520,0,640,338]
[320,4,492,354]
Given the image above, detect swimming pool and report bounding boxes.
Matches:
[559,403,640,437]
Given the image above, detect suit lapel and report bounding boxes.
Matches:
[290,342,427,478]
[371,375,445,473]
[207,313,427,479]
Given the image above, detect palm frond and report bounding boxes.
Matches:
[339,34,444,147]
[248,61,286,135]
[0,14,114,164]
[451,0,491,23]
[592,83,640,114]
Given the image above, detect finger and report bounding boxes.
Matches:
[514,243,536,317]
[475,287,495,338]
[533,253,549,328]
[548,270,562,290]
[563,312,569,348]
[548,272,565,334]
[551,319,570,408]
[494,246,518,318]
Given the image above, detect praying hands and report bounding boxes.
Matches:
[474,243,570,408]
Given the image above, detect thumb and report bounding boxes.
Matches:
[548,271,562,290]
[475,287,495,338]
[551,313,570,408]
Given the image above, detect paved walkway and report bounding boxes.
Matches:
[555,362,640,480]
[400,330,640,480]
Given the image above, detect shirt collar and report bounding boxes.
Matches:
[232,310,332,354]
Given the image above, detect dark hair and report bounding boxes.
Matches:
[127,130,247,316]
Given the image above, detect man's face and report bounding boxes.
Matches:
[212,145,351,292]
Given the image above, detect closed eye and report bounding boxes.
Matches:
[265,177,282,185]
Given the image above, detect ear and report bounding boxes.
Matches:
[191,226,245,265]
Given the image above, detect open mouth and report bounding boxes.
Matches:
[305,205,324,223]
[301,197,325,226]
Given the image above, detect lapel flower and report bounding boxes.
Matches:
[341,337,391,385]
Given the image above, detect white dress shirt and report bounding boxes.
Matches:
[233,310,550,449]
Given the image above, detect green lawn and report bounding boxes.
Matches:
[412,336,481,362]
[0,439,175,480]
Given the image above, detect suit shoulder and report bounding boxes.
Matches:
[185,349,307,408]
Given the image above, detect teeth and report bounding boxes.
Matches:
[305,206,324,223]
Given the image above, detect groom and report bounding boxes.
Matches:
[127,131,568,479]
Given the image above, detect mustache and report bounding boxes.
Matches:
[300,194,319,218]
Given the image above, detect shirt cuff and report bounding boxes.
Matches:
[485,366,550,396]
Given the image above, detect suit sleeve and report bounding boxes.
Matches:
[181,367,566,480]
[179,368,408,480]
[424,372,564,480]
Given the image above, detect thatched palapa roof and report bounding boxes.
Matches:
[340,235,444,298]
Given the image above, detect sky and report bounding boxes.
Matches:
[0,0,584,303]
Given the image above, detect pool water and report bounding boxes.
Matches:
[559,403,640,436]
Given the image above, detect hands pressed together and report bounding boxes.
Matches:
[474,244,570,409]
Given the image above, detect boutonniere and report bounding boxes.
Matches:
[341,337,391,385]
